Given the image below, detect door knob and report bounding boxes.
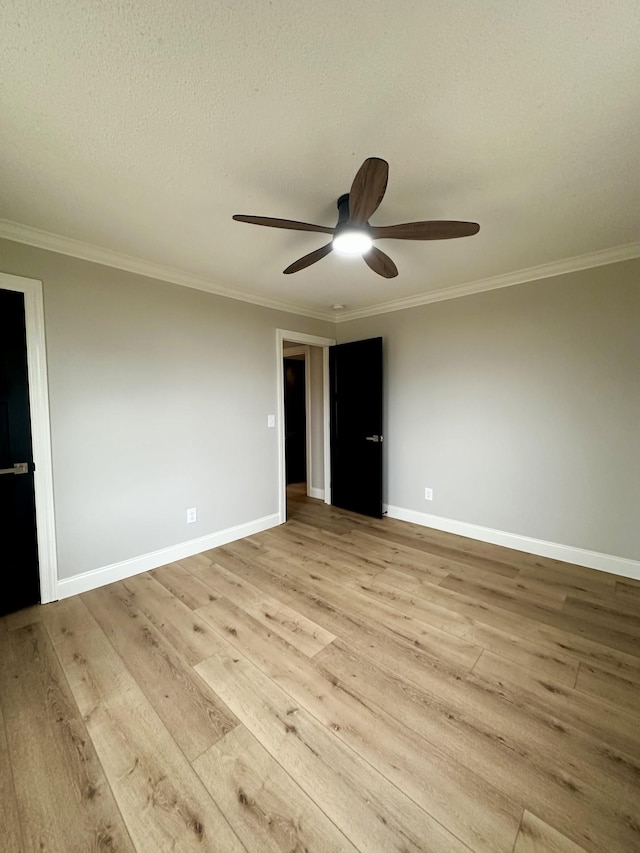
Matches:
[0,462,29,475]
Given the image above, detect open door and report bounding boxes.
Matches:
[330,337,383,518]
[0,289,40,615]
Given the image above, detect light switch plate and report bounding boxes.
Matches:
[267,414,275,428]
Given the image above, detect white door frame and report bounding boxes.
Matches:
[277,329,335,524]
[0,272,58,603]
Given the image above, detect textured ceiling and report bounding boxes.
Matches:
[1,1,639,319]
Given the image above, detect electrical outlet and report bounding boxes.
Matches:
[186,507,197,524]
[424,488,433,501]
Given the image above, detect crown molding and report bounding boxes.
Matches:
[0,219,336,322]
[332,241,640,323]
[2,219,638,326]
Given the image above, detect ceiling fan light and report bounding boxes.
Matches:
[332,229,373,256]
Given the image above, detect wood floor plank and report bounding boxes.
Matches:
[301,496,549,582]
[152,562,219,610]
[516,571,619,611]
[345,512,616,586]
[210,548,640,752]
[513,558,618,589]
[224,556,640,808]
[0,622,134,853]
[313,639,640,852]
[343,519,528,578]
[200,546,299,603]
[196,596,521,853]
[471,650,640,761]
[351,575,579,685]
[518,557,618,593]
[440,576,639,656]
[42,595,105,642]
[440,575,640,657]
[3,604,42,631]
[118,572,227,665]
[226,534,371,588]
[209,547,496,692]
[0,704,23,853]
[616,579,640,605]
[563,595,640,639]
[193,724,358,852]
[305,520,534,582]
[84,688,244,852]
[445,569,567,609]
[280,520,455,581]
[186,558,263,605]
[239,531,378,585]
[189,560,336,657]
[575,662,640,714]
[50,597,245,852]
[209,548,474,688]
[83,582,239,761]
[42,598,140,707]
[438,573,567,618]
[375,567,640,681]
[196,649,474,853]
[513,810,589,853]
[181,552,216,570]
[221,541,482,672]
[319,572,482,670]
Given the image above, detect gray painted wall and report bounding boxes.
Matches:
[337,259,640,561]
[0,239,333,579]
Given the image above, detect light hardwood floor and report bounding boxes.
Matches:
[1,488,639,852]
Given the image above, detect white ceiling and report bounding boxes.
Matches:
[1,1,639,321]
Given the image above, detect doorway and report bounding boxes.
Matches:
[0,272,57,607]
[283,347,307,487]
[276,330,335,523]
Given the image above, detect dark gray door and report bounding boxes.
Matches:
[330,337,383,518]
[0,289,40,615]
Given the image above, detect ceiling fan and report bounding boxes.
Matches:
[233,157,480,278]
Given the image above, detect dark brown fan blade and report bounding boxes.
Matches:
[283,242,333,274]
[233,215,334,234]
[371,221,480,240]
[348,158,389,224]
[364,246,398,278]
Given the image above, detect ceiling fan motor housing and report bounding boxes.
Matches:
[335,193,371,237]
[336,193,351,225]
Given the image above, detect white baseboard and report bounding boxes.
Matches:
[384,505,640,581]
[56,513,281,600]
[307,487,325,501]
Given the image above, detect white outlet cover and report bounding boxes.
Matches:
[267,414,275,428]
[424,488,433,501]
[187,507,197,523]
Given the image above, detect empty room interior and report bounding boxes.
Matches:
[1,3,639,852]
